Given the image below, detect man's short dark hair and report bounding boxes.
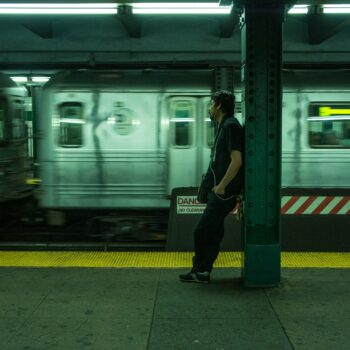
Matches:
[211,90,235,117]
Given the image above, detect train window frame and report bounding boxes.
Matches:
[0,97,7,144]
[169,99,195,148]
[308,102,350,149]
[11,100,26,140]
[58,102,84,148]
[205,100,215,148]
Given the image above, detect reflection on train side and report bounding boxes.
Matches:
[309,103,350,148]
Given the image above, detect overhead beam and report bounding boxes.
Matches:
[21,18,53,39]
[307,7,350,45]
[117,4,141,38]
[220,6,240,37]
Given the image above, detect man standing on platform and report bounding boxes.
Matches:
[179,91,244,284]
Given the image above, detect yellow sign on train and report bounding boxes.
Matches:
[319,106,350,116]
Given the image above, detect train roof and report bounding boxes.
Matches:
[282,70,350,90]
[43,68,350,92]
[43,69,213,91]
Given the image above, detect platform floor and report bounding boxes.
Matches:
[1,263,350,350]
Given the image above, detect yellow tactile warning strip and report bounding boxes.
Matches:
[0,251,350,268]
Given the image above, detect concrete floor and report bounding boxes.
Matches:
[1,267,350,350]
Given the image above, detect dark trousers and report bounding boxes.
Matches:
[192,192,237,273]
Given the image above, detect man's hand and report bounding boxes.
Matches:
[213,184,225,195]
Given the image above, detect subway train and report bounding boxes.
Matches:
[36,69,350,208]
[0,73,30,204]
[1,68,349,249]
[34,68,350,249]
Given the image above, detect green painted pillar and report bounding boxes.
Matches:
[236,1,285,286]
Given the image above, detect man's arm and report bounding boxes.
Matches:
[213,150,242,195]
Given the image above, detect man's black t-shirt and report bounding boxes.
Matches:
[210,116,244,197]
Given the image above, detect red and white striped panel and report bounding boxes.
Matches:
[281,196,350,215]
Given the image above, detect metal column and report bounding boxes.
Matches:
[213,66,235,93]
[238,1,285,287]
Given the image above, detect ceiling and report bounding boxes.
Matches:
[0,1,349,70]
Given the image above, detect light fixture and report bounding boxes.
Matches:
[11,76,27,83]
[11,76,50,83]
[323,4,350,14]
[132,3,232,15]
[0,4,117,15]
[288,5,309,14]
[2,3,350,16]
[0,2,232,15]
[32,77,50,83]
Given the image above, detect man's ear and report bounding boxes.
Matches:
[216,103,221,111]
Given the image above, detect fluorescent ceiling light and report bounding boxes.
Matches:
[0,3,117,14]
[11,76,27,83]
[11,76,50,83]
[133,8,231,14]
[323,4,350,7]
[0,3,116,8]
[132,3,221,8]
[132,2,232,14]
[288,5,308,14]
[0,9,116,14]
[32,77,50,83]
[0,2,232,15]
[2,3,350,16]
[0,3,116,14]
[287,4,350,15]
[323,5,350,13]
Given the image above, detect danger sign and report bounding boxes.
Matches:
[177,196,206,214]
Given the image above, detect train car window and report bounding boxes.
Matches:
[170,100,194,147]
[12,101,26,139]
[309,103,350,148]
[234,101,244,125]
[205,101,215,147]
[59,102,84,147]
[0,98,5,143]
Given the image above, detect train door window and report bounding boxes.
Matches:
[308,103,350,148]
[0,98,6,142]
[59,102,84,147]
[205,100,215,147]
[170,100,195,147]
[234,101,243,125]
[12,100,26,139]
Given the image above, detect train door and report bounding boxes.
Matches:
[167,96,213,193]
[199,97,215,178]
[166,94,242,194]
[167,97,197,192]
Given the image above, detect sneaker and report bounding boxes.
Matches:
[179,271,210,284]
[179,272,195,282]
[195,271,210,284]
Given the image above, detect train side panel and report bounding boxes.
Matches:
[36,70,350,211]
[39,89,169,208]
[282,90,350,188]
